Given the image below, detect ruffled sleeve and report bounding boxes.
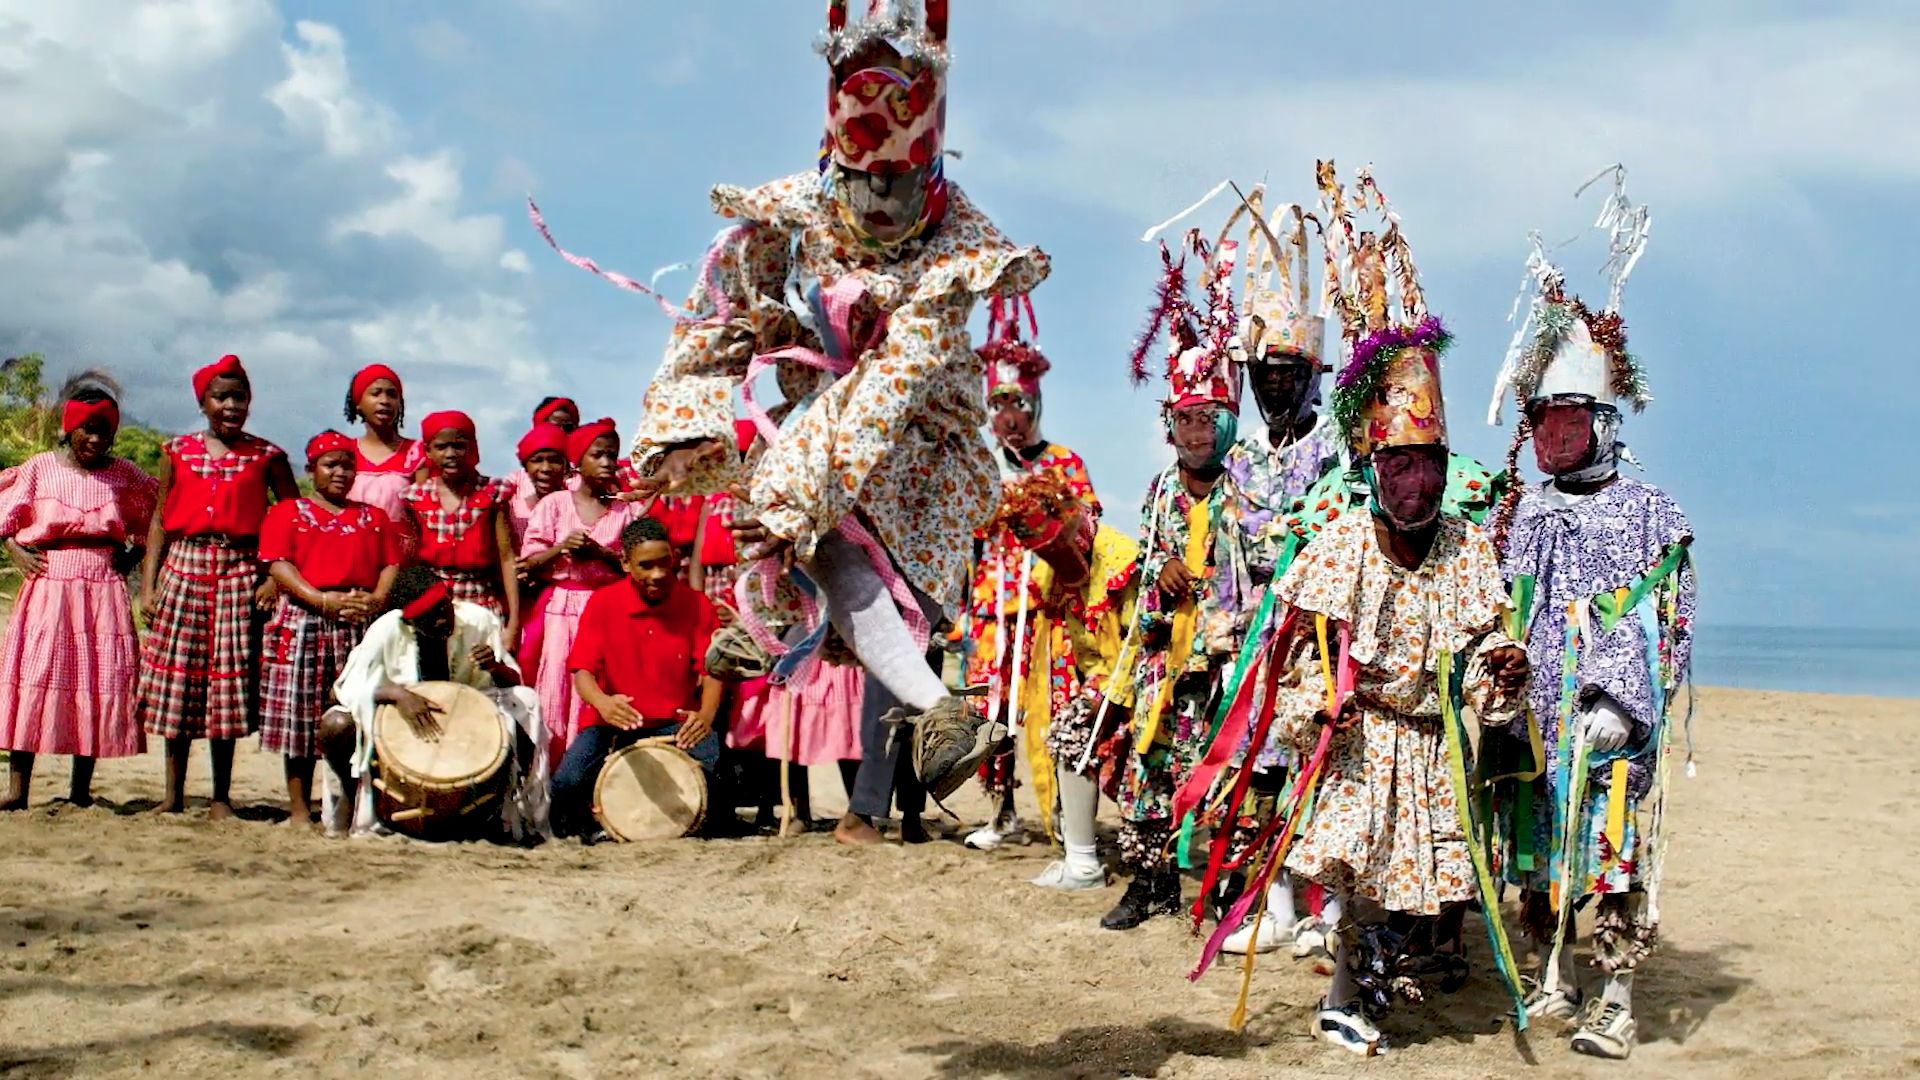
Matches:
[520,491,570,559]
[0,456,37,540]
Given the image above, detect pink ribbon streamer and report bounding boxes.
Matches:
[527,198,742,327]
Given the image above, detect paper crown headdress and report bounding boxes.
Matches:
[1129,229,1241,412]
[819,0,948,177]
[1217,185,1326,369]
[980,295,1049,402]
[1319,161,1451,455]
[1488,165,1652,425]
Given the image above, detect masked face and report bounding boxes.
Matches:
[989,391,1038,452]
[1529,399,1598,477]
[1369,444,1447,531]
[1249,354,1316,429]
[1168,404,1236,471]
[832,163,930,246]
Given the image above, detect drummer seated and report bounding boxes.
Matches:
[317,565,549,841]
[550,518,722,841]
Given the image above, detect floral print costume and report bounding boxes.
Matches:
[1492,477,1694,970]
[963,443,1098,795]
[631,173,1049,634]
[1116,463,1251,872]
[1269,512,1523,916]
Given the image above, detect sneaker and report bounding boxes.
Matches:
[1523,982,1583,1023]
[1030,859,1108,891]
[1290,918,1328,959]
[1150,869,1185,917]
[1219,909,1288,956]
[1314,1001,1386,1056]
[705,625,775,681]
[908,698,1005,802]
[964,824,1005,851]
[1570,1000,1636,1060]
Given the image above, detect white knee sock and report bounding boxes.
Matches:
[1602,972,1632,1009]
[1268,872,1299,927]
[810,532,947,711]
[1324,891,1357,1007]
[1536,933,1579,995]
[1056,765,1100,876]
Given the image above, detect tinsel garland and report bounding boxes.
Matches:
[1130,242,1191,385]
[1331,314,1452,440]
[817,6,949,72]
[1518,298,1651,412]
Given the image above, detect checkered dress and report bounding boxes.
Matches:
[406,476,512,617]
[134,537,261,741]
[258,598,363,758]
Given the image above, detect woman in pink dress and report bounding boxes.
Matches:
[517,418,656,769]
[730,662,864,834]
[343,364,423,520]
[0,383,158,808]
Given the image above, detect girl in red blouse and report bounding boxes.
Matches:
[343,364,424,520]
[402,411,520,643]
[135,354,299,819]
[259,431,404,826]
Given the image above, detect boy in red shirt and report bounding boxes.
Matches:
[551,517,722,840]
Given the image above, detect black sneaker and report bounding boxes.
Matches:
[1100,875,1159,931]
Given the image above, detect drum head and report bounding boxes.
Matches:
[373,681,509,790]
[594,738,707,841]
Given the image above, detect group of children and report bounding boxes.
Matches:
[0,354,853,841]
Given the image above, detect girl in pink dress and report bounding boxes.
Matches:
[730,663,864,834]
[0,384,158,808]
[342,365,423,520]
[517,419,656,769]
[506,422,570,552]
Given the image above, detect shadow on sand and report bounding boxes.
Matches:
[912,1016,1257,1080]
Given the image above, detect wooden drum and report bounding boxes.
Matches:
[372,681,509,840]
[592,737,707,841]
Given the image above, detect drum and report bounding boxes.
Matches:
[592,737,707,841]
[371,681,509,840]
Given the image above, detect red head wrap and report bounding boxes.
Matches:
[61,399,120,436]
[532,398,577,426]
[400,581,451,619]
[517,422,570,464]
[192,354,247,401]
[567,417,619,467]
[305,431,358,466]
[420,410,479,464]
[349,364,403,405]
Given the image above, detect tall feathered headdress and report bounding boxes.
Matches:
[980,295,1049,402]
[1129,228,1241,412]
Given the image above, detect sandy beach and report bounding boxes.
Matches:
[0,686,1911,1079]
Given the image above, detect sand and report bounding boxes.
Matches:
[0,686,1912,1079]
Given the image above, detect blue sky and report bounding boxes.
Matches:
[1,0,1914,629]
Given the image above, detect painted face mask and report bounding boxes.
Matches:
[1367,444,1447,530]
[829,163,933,247]
[1529,396,1624,482]
[989,391,1039,453]
[1249,353,1319,432]
[1167,404,1238,471]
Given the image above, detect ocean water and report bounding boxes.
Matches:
[1692,625,1920,699]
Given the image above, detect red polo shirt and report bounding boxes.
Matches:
[567,576,718,730]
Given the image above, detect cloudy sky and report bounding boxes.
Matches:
[1,0,1914,629]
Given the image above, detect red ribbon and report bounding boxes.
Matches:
[400,581,451,619]
[60,399,119,435]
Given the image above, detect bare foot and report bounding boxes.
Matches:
[833,813,882,846]
[206,800,236,822]
[779,816,810,839]
[149,799,185,816]
[899,815,932,844]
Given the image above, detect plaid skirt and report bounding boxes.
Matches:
[135,537,260,741]
[434,566,506,619]
[259,598,362,758]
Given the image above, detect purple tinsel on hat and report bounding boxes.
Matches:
[1338,314,1450,389]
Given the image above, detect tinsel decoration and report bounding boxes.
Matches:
[980,295,1049,384]
[1130,240,1192,386]
[1491,414,1532,554]
[818,0,950,72]
[1331,314,1453,440]
[984,469,1084,548]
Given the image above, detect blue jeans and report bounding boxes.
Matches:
[551,721,720,838]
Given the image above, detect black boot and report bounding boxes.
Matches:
[1152,869,1185,918]
[1210,871,1246,924]
[1101,874,1158,931]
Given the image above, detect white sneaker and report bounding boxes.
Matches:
[1290,918,1329,959]
[1523,983,1583,1023]
[964,813,1027,851]
[1314,1001,1386,1056]
[1219,901,1293,955]
[1029,859,1108,891]
[1570,1000,1636,1060]
[964,824,1004,850]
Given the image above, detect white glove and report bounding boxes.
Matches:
[1581,695,1633,753]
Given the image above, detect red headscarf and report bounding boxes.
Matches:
[517,422,570,464]
[532,398,577,426]
[567,417,618,467]
[349,364,403,405]
[61,399,120,436]
[400,580,451,619]
[420,410,479,465]
[192,354,247,401]
[305,430,358,466]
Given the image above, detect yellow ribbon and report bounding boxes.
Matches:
[1023,613,1059,842]
[1135,500,1212,754]
[1603,757,1629,874]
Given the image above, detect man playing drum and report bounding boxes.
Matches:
[319,565,549,841]
[550,518,723,843]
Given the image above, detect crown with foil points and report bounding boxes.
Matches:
[819,0,948,176]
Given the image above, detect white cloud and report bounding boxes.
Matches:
[268,19,395,157]
[409,18,470,65]
[332,152,507,268]
[963,13,1920,263]
[0,3,551,455]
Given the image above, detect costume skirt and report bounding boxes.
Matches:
[0,548,144,757]
[258,598,362,758]
[135,538,259,741]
